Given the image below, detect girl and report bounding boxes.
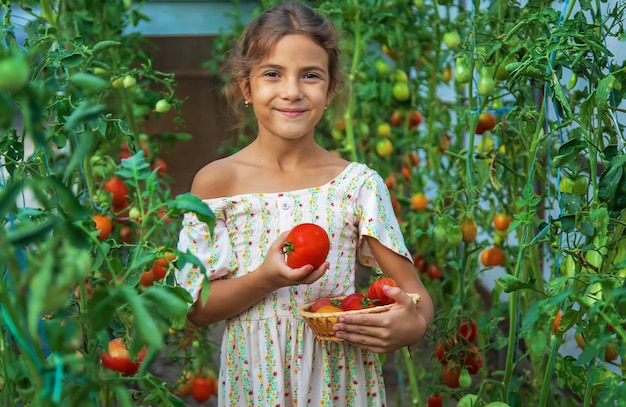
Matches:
[175,2,433,406]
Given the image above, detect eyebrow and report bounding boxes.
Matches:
[258,63,327,74]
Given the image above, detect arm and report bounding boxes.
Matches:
[333,236,434,353]
[187,232,329,326]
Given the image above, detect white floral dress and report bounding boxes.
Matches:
[175,162,411,407]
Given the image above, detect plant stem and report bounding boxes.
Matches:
[402,346,420,406]
[537,335,559,407]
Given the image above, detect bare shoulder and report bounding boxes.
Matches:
[190,158,238,199]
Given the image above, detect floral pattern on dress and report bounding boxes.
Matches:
[176,162,411,407]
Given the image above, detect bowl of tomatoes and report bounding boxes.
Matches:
[297,278,420,342]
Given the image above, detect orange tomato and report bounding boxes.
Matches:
[605,343,619,362]
[493,213,512,232]
[459,218,478,243]
[475,112,497,135]
[315,305,343,314]
[93,215,113,240]
[410,193,428,211]
[480,246,505,267]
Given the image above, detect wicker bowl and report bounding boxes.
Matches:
[298,293,421,342]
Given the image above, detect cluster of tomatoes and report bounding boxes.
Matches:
[309,277,398,313]
[413,252,443,280]
[434,319,483,389]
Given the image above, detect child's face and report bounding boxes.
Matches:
[245,34,332,142]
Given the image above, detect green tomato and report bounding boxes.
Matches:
[154,99,171,113]
[484,402,510,407]
[572,175,588,195]
[459,367,472,388]
[375,138,393,157]
[457,394,478,407]
[443,31,461,50]
[455,58,472,84]
[559,177,575,194]
[123,75,136,88]
[446,223,463,246]
[0,51,29,93]
[391,69,409,83]
[568,73,578,90]
[374,58,389,76]
[392,82,410,101]
[477,66,496,96]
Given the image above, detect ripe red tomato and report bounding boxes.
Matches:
[103,176,129,207]
[435,337,455,365]
[367,277,397,306]
[191,376,214,402]
[408,109,423,128]
[340,292,369,311]
[426,263,442,280]
[151,157,168,175]
[310,297,332,312]
[427,394,443,407]
[101,338,147,376]
[457,319,478,343]
[463,347,483,375]
[284,223,330,269]
[442,364,461,388]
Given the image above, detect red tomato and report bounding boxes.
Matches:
[427,394,443,407]
[435,337,455,365]
[101,338,147,376]
[367,277,397,306]
[463,347,483,375]
[191,376,214,402]
[475,112,497,135]
[457,319,478,343]
[103,176,129,207]
[284,223,330,269]
[426,263,442,280]
[442,364,461,388]
[340,292,368,311]
[151,157,168,175]
[310,298,332,312]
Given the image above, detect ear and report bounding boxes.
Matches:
[239,78,250,102]
[325,85,335,107]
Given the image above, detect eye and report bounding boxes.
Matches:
[303,73,322,80]
[262,71,280,78]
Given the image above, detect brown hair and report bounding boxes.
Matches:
[221,2,346,120]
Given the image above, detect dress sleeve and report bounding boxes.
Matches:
[356,171,412,267]
[175,203,237,303]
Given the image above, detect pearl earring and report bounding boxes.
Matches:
[244,100,249,108]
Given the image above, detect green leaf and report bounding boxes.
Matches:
[122,286,163,353]
[46,176,90,220]
[8,216,58,245]
[116,150,151,180]
[70,72,109,94]
[60,53,84,68]
[171,192,215,226]
[63,100,106,132]
[552,138,586,168]
[495,274,536,293]
[88,287,122,332]
[141,286,190,318]
[596,74,616,107]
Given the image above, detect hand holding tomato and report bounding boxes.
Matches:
[257,232,329,289]
[333,285,428,353]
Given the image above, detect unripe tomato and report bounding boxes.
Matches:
[392,82,410,101]
[123,75,136,88]
[568,73,578,90]
[374,58,389,76]
[442,64,453,83]
[390,110,404,127]
[458,394,478,407]
[443,31,461,49]
[376,138,393,157]
[459,366,472,388]
[154,99,171,113]
[455,58,472,84]
[0,50,29,93]
[459,218,478,243]
[477,66,496,96]
[391,68,409,83]
[377,122,392,137]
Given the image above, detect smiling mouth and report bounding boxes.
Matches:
[277,109,306,117]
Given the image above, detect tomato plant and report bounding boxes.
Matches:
[283,223,331,269]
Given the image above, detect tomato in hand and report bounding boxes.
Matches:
[367,277,397,306]
[284,223,330,269]
[101,338,147,376]
[340,292,369,311]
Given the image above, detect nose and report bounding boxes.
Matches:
[281,76,303,100]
